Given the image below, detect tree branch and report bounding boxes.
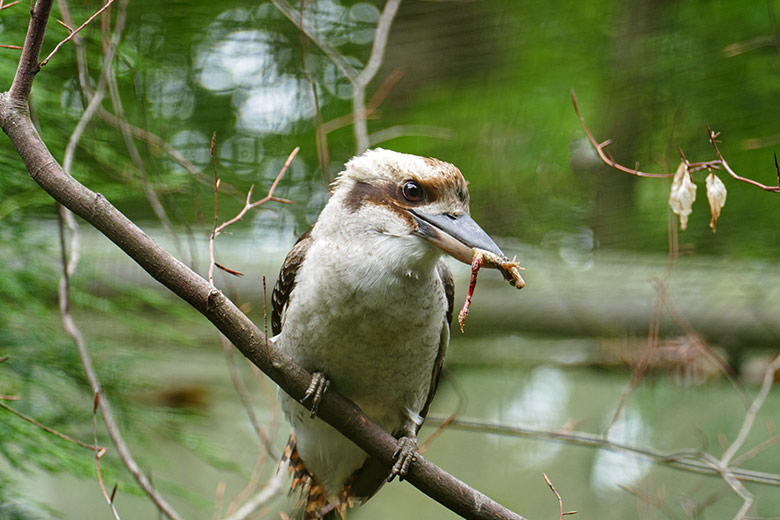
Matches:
[39,0,116,67]
[426,415,780,487]
[8,0,54,103]
[571,89,780,192]
[0,400,103,452]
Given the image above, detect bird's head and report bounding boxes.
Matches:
[329,148,507,266]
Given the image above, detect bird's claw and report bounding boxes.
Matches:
[387,436,418,482]
[301,372,329,418]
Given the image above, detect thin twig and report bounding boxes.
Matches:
[721,353,780,466]
[649,276,749,406]
[604,214,678,436]
[40,0,116,66]
[224,449,272,519]
[425,415,780,487]
[96,110,242,196]
[93,392,121,520]
[320,69,404,135]
[419,411,455,454]
[543,473,577,520]
[208,147,298,285]
[619,484,681,520]
[571,89,780,192]
[571,90,673,179]
[352,0,402,153]
[707,126,780,192]
[298,11,331,186]
[208,132,220,286]
[102,18,185,258]
[271,0,359,84]
[56,19,74,32]
[368,124,453,147]
[732,433,780,467]
[223,467,287,520]
[0,400,103,451]
[49,2,182,515]
[57,206,183,520]
[273,0,403,153]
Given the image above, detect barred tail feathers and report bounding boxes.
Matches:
[280,433,354,519]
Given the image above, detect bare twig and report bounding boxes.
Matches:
[0,400,103,451]
[96,110,242,196]
[93,392,121,520]
[571,89,780,192]
[62,0,125,174]
[298,13,331,186]
[56,18,73,32]
[706,126,780,192]
[619,483,681,520]
[58,203,183,520]
[571,90,673,179]
[425,415,780,487]
[721,353,780,466]
[273,0,403,154]
[223,467,287,520]
[648,276,748,405]
[368,124,452,147]
[419,411,455,454]
[543,473,577,520]
[352,0,402,153]
[40,0,116,67]
[604,215,678,436]
[320,68,404,135]
[207,146,298,285]
[731,433,780,467]
[271,0,359,84]
[101,13,185,258]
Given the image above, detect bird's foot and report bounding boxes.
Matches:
[388,436,418,482]
[301,372,329,418]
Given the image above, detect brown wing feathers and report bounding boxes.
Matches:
[272,231,312,336]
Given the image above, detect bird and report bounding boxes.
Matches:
[271,148,513,519]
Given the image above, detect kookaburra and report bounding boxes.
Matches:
[272,148,518,518]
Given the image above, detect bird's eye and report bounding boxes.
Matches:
[402,181,424,202]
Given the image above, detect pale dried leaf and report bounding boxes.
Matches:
[706,172,727,232]
[668,162,697,230]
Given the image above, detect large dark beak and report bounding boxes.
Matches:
[409,210,506,265]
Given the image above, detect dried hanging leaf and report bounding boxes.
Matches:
[668,162,697,230]
[705,172,727,232]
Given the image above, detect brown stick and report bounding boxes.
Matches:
[39,0,116,67]
[571,90,780,193]
[0,400,103,451]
